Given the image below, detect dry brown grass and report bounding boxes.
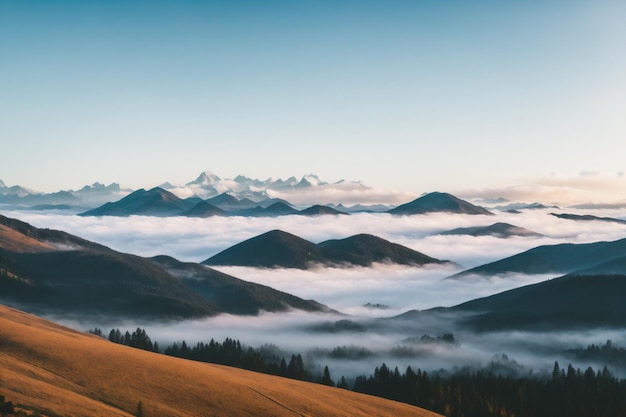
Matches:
[0,305,442,417]
[0,225,54,253]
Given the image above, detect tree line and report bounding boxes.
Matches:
[91,328,626,417]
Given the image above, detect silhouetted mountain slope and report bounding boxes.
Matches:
[204,230,447,269]
[259,201,300,216]
[299,205,348,216]
[0,249,216,318]
[0,216,331,318]
[439,222,542,238]
[388,192,493,216]
[450,274,626,330]
[567,255,626,277]
[451,237,626,278]
[0,214,110,252]
[79,187,191,216]
[551,213,626,225]
[204,230,325,269]
[151,256,330,314]
[181,201,226,217]
[318,234,447,266]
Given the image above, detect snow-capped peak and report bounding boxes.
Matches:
[191,170,221,185]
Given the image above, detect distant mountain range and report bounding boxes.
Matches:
[79,188,498,219]
[203,230,449,269]
[0,214,329,318]
[439,222,542,238]
[79,187,350,217]
[0,171,370,210]
[450,237,626,278]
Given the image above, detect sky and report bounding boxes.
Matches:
[1,0,625,195]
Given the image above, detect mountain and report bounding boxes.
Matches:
[550,212,626,225]
[152,255,331,315]
[566,255,626,277]
[181,201,226,217]
[451,237,626,278]
[203,230,448,269]
[439,222,542,238]
[0,215,328,318]
[0,304,441,417]
[318,234,448,267]
[450,274,626,330]
[388,192,493,216]
[299,205,349,216]
[79,187,194,216]
[205,192,255,210]
[204,230,325,269]
[251,201,299,217]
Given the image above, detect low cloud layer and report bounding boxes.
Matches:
[7,207,626,379]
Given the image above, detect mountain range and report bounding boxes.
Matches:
[0,214,328,318]
[0,171,370,210]
[203,230,449,269]
[79,187,350,217]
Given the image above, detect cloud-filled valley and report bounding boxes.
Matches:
[6,206,626,380]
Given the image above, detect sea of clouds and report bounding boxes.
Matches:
[6,207,626,378]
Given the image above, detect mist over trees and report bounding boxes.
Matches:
[92,327,626,417]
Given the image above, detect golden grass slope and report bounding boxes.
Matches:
[0,305,442,417]
[0,225,54,253]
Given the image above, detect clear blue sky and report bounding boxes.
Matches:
[1,0,624,193]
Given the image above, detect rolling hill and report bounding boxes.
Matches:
[450,237,626,278]
[439,222,542,238]
[203,230,448,269]
[0,304,441,417]
[0,215,328,318]
[388,192,493,216]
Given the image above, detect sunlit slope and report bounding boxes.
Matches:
[0,305,441,417]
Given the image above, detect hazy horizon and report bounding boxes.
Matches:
[1,0,625,201]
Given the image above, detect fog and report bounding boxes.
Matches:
[55,310,626,379]
[7,208,626,267]
[5,206,626,380]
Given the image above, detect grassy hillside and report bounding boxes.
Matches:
[0,304,440,417]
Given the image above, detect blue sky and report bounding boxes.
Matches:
[1,0,624,194]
